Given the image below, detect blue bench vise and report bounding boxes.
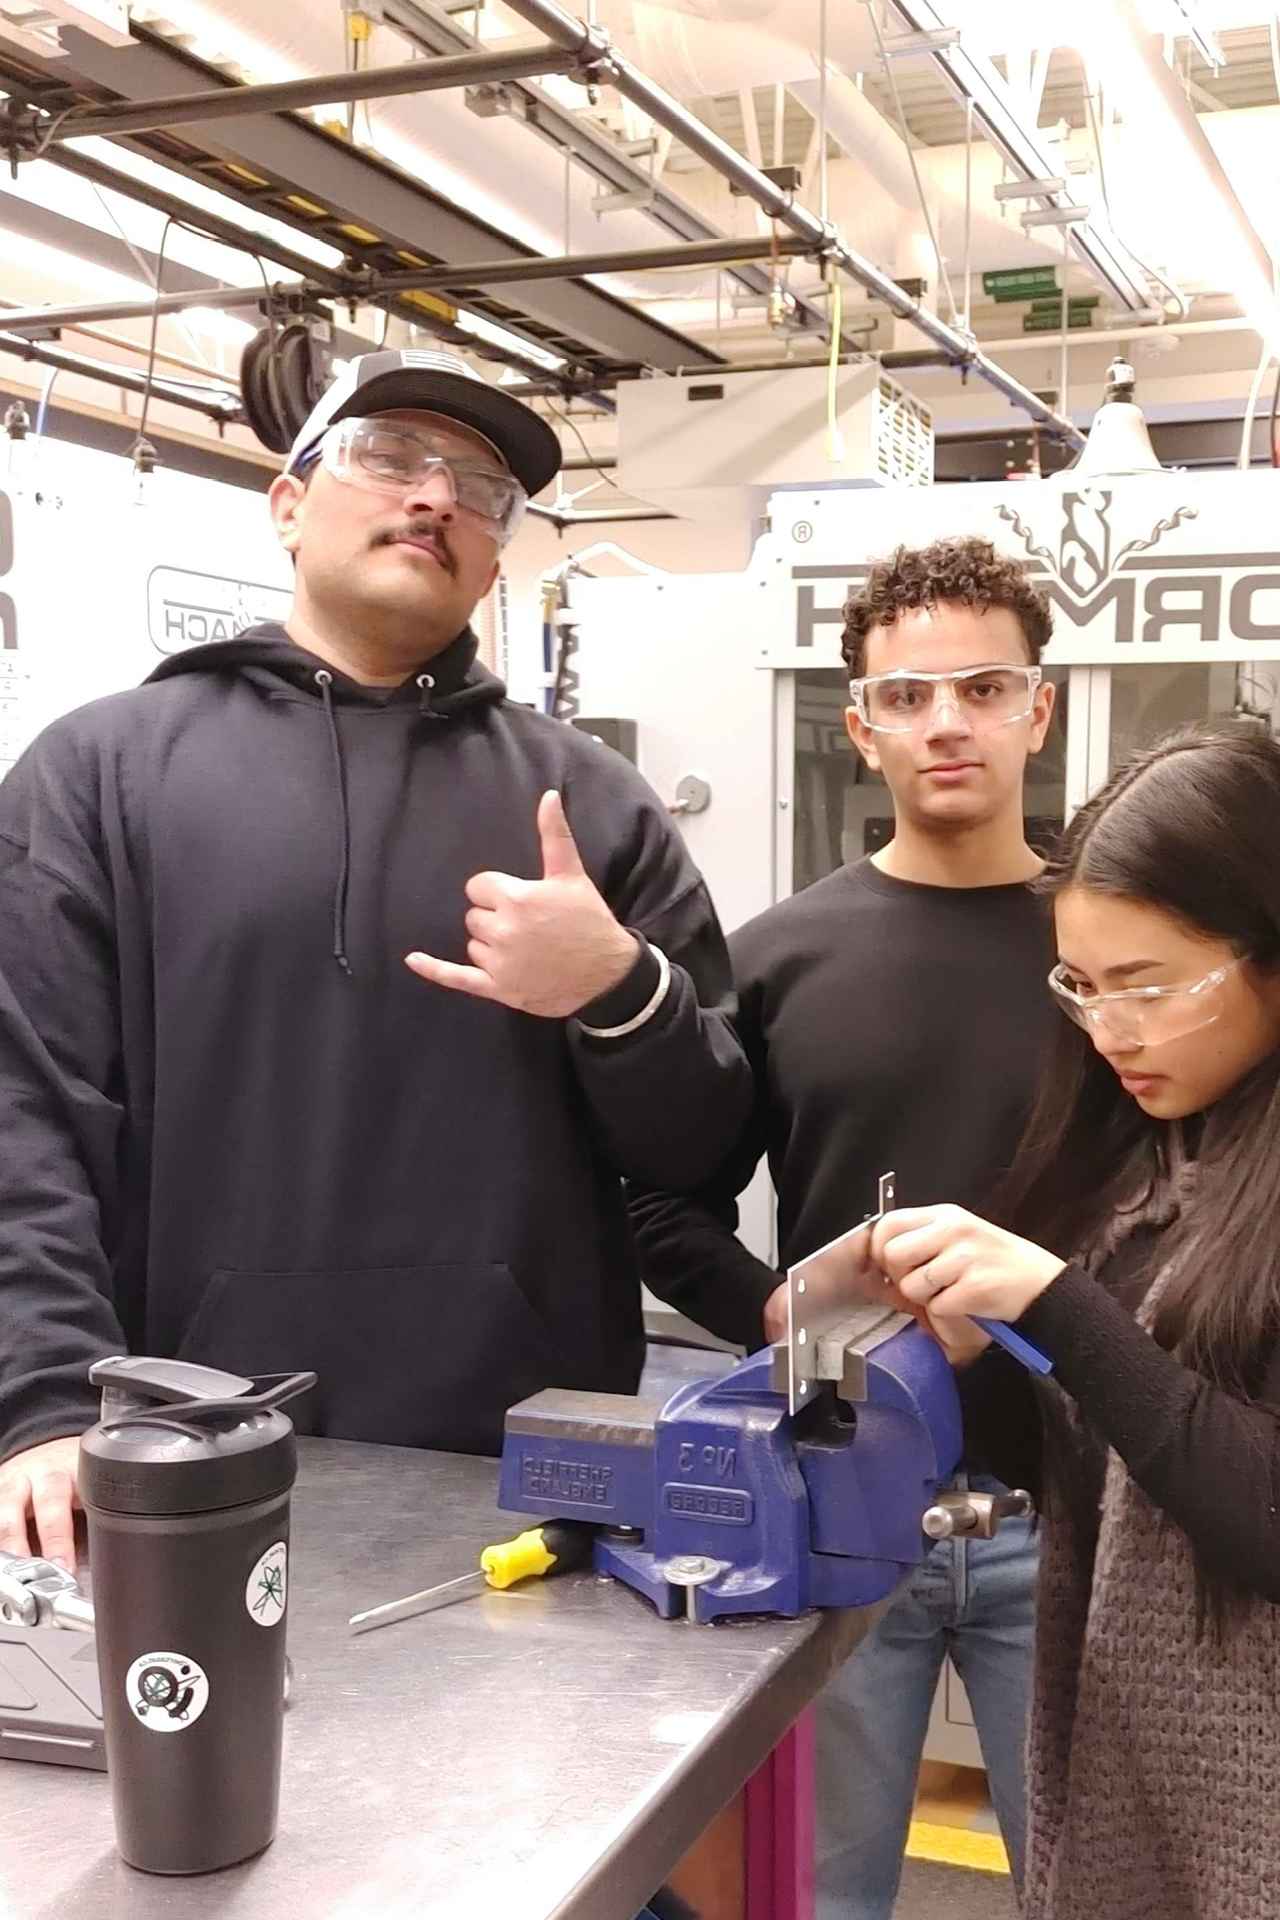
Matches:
[497,1305,965,1624]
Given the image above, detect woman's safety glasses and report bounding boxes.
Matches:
[319,416,528,543]
[1048,959,1241,1045]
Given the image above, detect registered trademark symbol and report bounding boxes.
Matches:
[793,520,813,544]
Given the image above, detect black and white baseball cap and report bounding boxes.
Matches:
[286,348,562,496]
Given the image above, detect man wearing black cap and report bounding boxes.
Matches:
[0,352,752,1566]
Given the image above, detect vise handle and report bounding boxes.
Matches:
[922,1489,1034,1541]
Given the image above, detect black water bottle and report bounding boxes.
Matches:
[78,1357,315,1876]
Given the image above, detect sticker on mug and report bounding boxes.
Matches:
[246,1541,288,1628]
[126,1652,209,1732]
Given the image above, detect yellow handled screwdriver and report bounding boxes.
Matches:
[348,1521,595,1635]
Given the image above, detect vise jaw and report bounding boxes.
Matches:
[497,1312,964,1625]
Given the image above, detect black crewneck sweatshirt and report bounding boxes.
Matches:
[630,857,1055,1466]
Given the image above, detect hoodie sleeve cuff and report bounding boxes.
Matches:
[577,935,668,1036]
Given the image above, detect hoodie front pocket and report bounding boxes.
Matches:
[177,1264,575,1455]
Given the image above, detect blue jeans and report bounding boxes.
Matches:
[816,1475,1037,1920]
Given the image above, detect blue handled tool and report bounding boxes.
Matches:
[873,1174,1054,1379]
[971,1316,1054,1376]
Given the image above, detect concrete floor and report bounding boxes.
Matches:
[894,1860,1020,1918]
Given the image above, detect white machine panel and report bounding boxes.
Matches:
[751,469,1280,669]
[616,363,932,520]
[0,442,289,777]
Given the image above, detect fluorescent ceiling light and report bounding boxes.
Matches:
[31,0,129,41]
[941,0,1225,60]
[0,226,152,301]
[127,0,298,83]
[0,0,129,53]
[181,307,257,343]
[10,157,294,291]
[69,139,347,272]
[453,310,566,371]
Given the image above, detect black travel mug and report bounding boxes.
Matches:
[78,1356,315,1876]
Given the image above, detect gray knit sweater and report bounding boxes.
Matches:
[1021,1172,1280,1919]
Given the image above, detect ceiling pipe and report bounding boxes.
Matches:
[0,293,242,380]
[502,0,1086,444]
[0,237,812,336]
[0,330,243,420]
[0,282,292,335]
[529,501,674,524]
[603,4,1010,268]
[32,44,584,144]
[376,0,831,331]
[603,0,1157,310]
[359,234,812,291]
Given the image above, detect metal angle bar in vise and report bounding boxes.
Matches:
[772,1242,913,1415]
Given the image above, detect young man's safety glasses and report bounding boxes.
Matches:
[849,665,1042,734]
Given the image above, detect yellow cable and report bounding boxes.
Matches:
[825,275,845,464]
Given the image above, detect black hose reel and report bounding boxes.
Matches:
[239,321,332,456]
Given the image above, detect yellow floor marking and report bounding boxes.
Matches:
[905,1819,1010,1876]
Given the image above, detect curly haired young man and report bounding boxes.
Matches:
[633,536,1058,1917]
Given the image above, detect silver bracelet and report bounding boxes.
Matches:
[577,944,672,1040]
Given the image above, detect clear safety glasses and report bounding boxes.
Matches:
[318,416,528,543]
[849,664,1042,734]
[1048,959,1241,1045]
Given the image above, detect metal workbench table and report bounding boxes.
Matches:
[1,1434,872,1920]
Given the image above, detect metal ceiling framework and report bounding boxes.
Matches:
[0,20,726,385]
[499,0,1086,445]
[0,234,811,334]
[360,0,837,339]
[880,0,1158,317]
[0,4,1094,448]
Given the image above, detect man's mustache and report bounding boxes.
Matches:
[373,519,458,577]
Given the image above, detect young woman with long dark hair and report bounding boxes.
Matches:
[871,726,1280,1920]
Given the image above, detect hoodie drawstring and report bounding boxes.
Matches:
[417,672,445,720]
[314,670,354,978]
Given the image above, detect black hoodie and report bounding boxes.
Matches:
[0,624,751,1460]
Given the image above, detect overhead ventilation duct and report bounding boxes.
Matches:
[595,0,1088,296]
[599,0,1159,313]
